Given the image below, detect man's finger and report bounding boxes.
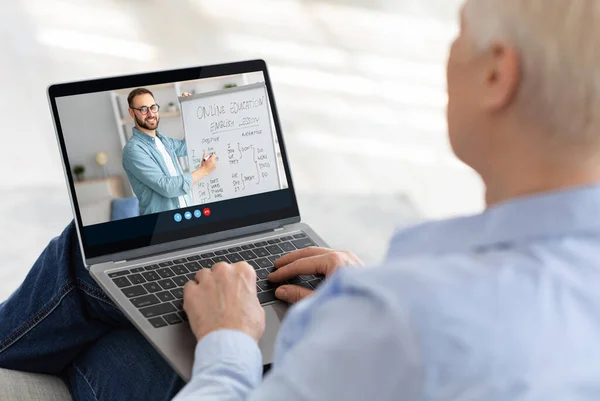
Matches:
[268,254,331,282]
[275,284,314,304]
[274,247,331,267]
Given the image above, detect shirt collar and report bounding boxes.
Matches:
[131,127,165,144]
[387,184,600,259]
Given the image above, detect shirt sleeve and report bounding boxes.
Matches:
[172,271,424,401]
[172,330,263,401]
[169,137,188,157]
[122,144,192,198]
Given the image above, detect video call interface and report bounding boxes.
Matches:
[55,71,290,229]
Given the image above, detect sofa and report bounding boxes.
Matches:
[0,368,72,401]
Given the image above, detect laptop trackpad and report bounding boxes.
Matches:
[259,301,288,365]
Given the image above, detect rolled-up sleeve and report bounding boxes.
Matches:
[123,144,192,198]
[169,137,188,157]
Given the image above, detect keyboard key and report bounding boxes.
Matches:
[128,274,145,285]
[156,291,175,302]
[158,261,174,267]
[187,255,201,261]
[293,233,307,239]
[286,277,302,284]
[254,241,268,247]
[164,313,182,325]
[130,294,160,308]
[266,265,277,273]
[144,264,160,271]
[130,267,145,273]
[266,245,283,255]
[148,317,168,328]
[198,259,213,268]
[309,279,323,289]
[157,268,175,278]
[172,265,188,275]
[239,250,258,260]
[254,248,269,257]
[256,269,269,280]
[292,238,315,249]
[241,244,255,250]
[256,284,262,293]
[172,300,183,311]
[212,256,228,263]
[279,242,296,252]
[186,273,196,281]
[255,258,272,269]
[108,270,129,278]
[226,253,244,263]
[173,276,189,287]
[257,280,278,291]
[214,250,228,256]
[185,261,201,271]
[267,256,280,264]
[173,258,187,265]
[267,239,281,244]
[122,285,147,298]
[248,260,260,270]
[227,247,242,252]
[297,282,313,291]
[178,311,188,321]
[112,277,131,288]
[171,288,184,299]
[280,236,294,241]
[141,271,160,282]
[201,252,215,258]
[140,302,176,318]
[299,275,314,281]
[257,291,276,304]
[158,279,176,290]
[143,282,161,293]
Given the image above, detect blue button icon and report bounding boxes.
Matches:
[184,211,192,220]
[174,213,182,222]
[193,209,201,218]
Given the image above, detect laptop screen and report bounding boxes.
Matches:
[49,61,299,260]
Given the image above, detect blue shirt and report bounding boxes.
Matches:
[173,185,600,400]
[122,128,193,215]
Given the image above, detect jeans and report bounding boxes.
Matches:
[0,222,185,400]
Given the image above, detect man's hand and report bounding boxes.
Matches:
[183,262,265,342]
[191,154,217,184]
[268,247,363,304]
[200,153,217,174]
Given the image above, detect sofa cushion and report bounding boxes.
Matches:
[111,197,140,221]
[0,368,72,401]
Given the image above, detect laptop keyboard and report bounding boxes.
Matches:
[108,232,324,328]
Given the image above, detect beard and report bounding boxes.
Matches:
[135,114,160,130]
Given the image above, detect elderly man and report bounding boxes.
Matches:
[1,0,600,400]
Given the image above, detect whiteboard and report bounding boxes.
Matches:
[179,83,281,205]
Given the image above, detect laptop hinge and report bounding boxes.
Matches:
[110,226,288,264]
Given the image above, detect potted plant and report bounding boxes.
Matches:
[167,101,178,113]
[73,165,86,182]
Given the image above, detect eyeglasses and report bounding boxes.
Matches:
[131,104,160,114]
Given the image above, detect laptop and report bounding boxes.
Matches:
[47,59,328,381]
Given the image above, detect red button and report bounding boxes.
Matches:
[203,208,211,217]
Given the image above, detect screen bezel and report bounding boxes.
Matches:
[48,60,301,264]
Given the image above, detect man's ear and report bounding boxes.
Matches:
[128,108,135,119]
[481,42,521,111]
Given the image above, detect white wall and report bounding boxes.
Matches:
[56,92,130,195]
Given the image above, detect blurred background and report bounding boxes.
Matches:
[0,0,483,301]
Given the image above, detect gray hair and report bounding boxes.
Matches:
[464,0,600,144]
